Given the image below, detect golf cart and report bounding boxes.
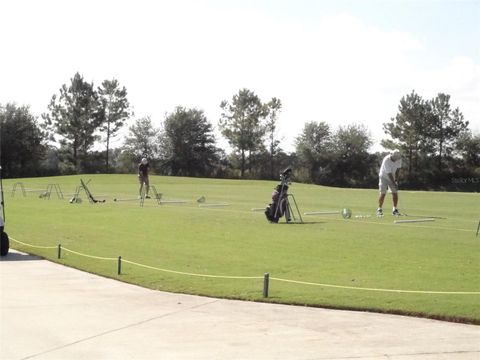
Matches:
[0,165,8,256]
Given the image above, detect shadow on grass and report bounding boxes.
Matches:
[275,221,324,225]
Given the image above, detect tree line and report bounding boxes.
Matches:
[1,73,478,191]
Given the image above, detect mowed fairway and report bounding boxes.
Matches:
[5,174,480,323]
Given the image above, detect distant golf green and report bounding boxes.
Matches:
[4,174,480,323]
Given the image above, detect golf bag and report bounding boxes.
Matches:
[265,167,294,223]
[265,184,289,223]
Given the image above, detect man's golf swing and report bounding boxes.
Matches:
[377,150,402,217]
[138,158,150,199]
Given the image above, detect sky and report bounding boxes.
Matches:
[1,0,479,153]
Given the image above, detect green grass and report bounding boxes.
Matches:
[4,174,480,323]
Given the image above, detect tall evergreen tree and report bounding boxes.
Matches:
[428,93,469,172]
[98,79,132,173]
[265,97,282,179]
[382,90,429,178]
[43,73,102,173]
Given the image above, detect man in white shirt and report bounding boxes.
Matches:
[377,150,402,216]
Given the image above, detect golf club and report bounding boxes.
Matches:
[113,197,139,202]
[304,211,340,216]
[394,218,435,224]
[199,203,229,207]
[403,213,446,219]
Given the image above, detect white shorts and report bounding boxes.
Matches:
[379,177,398,194]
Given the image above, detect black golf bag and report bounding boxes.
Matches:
[265,167,294,223]
[265,184,290,223]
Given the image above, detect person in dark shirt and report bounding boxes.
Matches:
[138,158,150,199]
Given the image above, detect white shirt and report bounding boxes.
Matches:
[379,154,402,179]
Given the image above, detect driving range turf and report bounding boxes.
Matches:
[4,174,480,324]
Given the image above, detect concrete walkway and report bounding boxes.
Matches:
[1,250,479,360]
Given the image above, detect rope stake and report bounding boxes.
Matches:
[263,273,270,298]
[118,256,122,275]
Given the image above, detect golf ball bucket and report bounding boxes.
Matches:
[342,208,352,219]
